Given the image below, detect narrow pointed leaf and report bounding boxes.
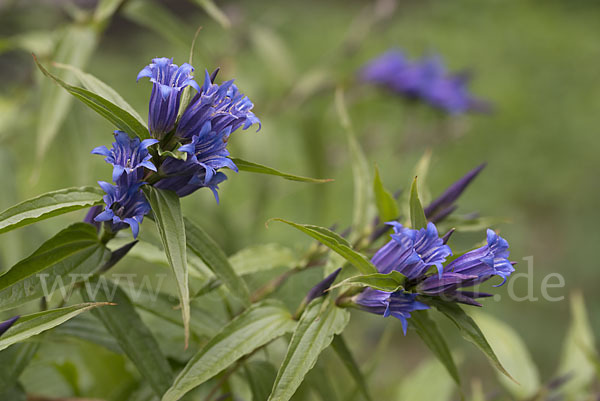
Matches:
[231,158,332,183]
[409,177,427,230]
[329,271,406,293]
[0,186,104,234]
[34,55,150,140]
[184,217,250,306]
[0,223,110,311]
[271,219,376,275]
[373,165,399,223]
[53,62,145,125]
[268,298,350,401]
[410,310,461,385]
[0,303,111,351]
[433,302,516,385]
[331,335,372,401]
[81,277,174,397]
[162,300,296,401]
[143,186,190,347]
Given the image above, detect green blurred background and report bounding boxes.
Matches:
[1,0,599,398]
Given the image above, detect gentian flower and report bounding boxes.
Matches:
[0,315,19,338]
[154,70,260,200]
[355,289,429,334]
[94,181,151,238]
[418,229,515,305]
[92,131,158,182]
[361,49,489,114]
[137,57,201,138]
[373,222,452,279]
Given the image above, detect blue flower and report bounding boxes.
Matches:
[94,181,151,238]
[137,57,201,138]
[355,289,429,334]
[92,131,158,182]
[372,222,452,279]
[0,315,19,338]
[418,229,514,304]
[361,50,489,114]
[176,70,261,140]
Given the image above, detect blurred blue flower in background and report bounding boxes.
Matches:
[361,50,489,114]
[137,57,201,138]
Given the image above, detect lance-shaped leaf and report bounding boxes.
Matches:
[184,217,250,306]
[373,165,399,223]
[329,271,406,293]
[81,277,174,397]
[53,62,145,125]
[162,300,296,401]
[231,158,332,183]
[409,177,427,230]
[0,186,104,234]
[332,335,373,401]
[0,303,110,351]
[143,186,190,347]
[0,341,39,394]
[34,55,150,140]
[268,298,350,401]
[0,223,110,311]
[271,219,377,275]
[432,302,516,384]
[410,310,461,385]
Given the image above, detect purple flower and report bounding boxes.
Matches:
[137,57,201,138]
[355,289,429,334]
[94,181,151,238]
[418,229,514,305]
[0,316,19,338]
[372,222,452,279]
[361,50,489,114]
[92,131,158,182]
[424,163,486,223]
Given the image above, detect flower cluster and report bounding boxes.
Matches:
[355,222,514,334]
[91,57,260,237]
[360,50,488,114]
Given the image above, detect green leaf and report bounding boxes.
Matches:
[123,0,193,48]
[396,358,456,401]
[409,177,427,230]
[245,361,278,401]
[557,292,597,398]
[36,25,98,161]
[53,62,145,125]
[270,219,376,275]
[51,314,121,354]
[93,0,125,23]
[0,223,110,312]
[0,303,111,352]
[162,300,296,401]
[433,302,517,386]
[0,186,104,234]
[231,158,332,184]
[335,87,373,242]
[413,149,432,205]
[0,342,40,394]
[469,311,537,397]
[185,217,250,306]
[143,186,190,347]
[189,0,231,29]
[331,335,372,401]
[329,271,405,293]
[229,243,296,275]
[34,55,151,140]
[373,165,399,223]
[410,310,461,385]
[81,277,174,397]
[268,298,350,401]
